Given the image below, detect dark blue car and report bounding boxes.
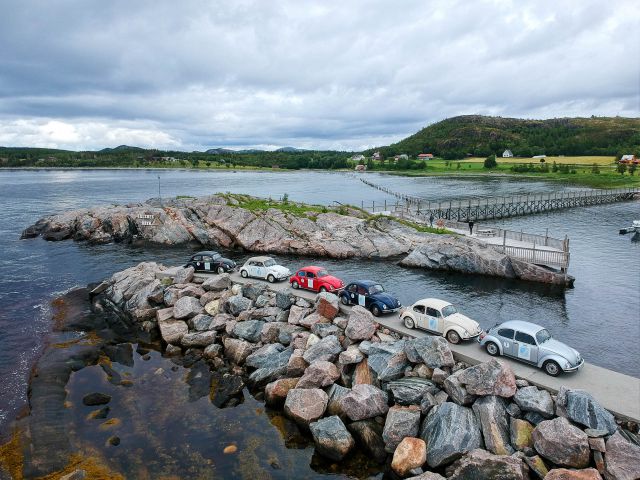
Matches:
[339,280,401,316]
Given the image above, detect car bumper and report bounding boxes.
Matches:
[381,307,401,314]
[563,359,585,372]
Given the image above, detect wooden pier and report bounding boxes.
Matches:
[358,178,640,221]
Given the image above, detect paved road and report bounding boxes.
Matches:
[160,268,640,422]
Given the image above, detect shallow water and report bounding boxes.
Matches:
[0,168,638,434]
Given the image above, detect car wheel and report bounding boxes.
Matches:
[543,360,561,377]
[403,316,414,329]
[291,280,299,289]
[371,305,381,317]
[217,266,225,274]
[240,270,248,278]
[340,295,349,305]
[485,342,500,356]
[446,331,461,344]
[267,274,276,283]
[319,286,327,293]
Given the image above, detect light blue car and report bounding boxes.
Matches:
[478,320,584,376]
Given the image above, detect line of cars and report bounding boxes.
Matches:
[185,251,584,376]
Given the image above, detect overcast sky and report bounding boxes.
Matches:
[0,0,638,152]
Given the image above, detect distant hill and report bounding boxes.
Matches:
[276,146,307,152]
[205,148,236,154]
[99,145,145,153]
[366,115,640,159]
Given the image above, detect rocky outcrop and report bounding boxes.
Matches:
[22,194,574,285]
[532,417,591,468]
[603,432,640,480]
[445,449,528,480]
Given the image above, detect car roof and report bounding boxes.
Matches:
[496,320,544,335]
[246,256,274,262]
[192,251,219,257]
[413,298,452,309]
[299,266,325,272]
[349,280,379,287]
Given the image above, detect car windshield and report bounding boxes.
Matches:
[441,305,457,317]
[317,270,329,278]
[368,284,384,294]
[536,329,552,344]
[212,253,221,260]
[263,259,277,267]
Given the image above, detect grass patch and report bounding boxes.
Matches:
[366,213,454,235]
[221,193,329,218]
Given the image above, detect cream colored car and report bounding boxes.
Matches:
[400,298,483,344]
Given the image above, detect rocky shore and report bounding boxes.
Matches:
[21,194,574,286]
[78,262,638,479]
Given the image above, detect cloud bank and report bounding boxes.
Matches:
[0,0,638,151]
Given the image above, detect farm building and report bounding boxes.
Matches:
[394,154,409,161]
[372,151,383,161]
[502,149,514,158]
[417,153,434,160]
[350,154,365,162]
[619,154,638,164]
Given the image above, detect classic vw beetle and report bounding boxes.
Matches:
[400,298,483,344]
[479,320,584,376]
[239,256,291,283]
[339,280,401,316]
[185,251,236,274]
[290,266,344,293]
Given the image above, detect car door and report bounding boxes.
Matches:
[357,286,368,307]
[412,305,427,329]
[306,272,316,291]
[202,255,213,272]
[514,331,539,363]
[497,328,516,357]
[425,307,443,333]
[247,261,258,277]
[255,262,266,278]
[296,271,307,289]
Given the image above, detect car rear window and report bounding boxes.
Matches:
[497,328,515,339]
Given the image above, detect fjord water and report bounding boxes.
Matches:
[1,168,639,437]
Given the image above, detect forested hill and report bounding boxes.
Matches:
[366,115,640,159]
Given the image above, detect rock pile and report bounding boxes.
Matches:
[22,194,574,285]
[93,262,635,478]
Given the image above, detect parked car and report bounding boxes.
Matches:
[339,280,401,316]
[400,298,483,344]
[478,320,584,376]
[239,256,291,283]
[185,251,236,274]
[290,266,344,293]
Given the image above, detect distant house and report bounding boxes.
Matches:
[372,151,383,161]
[532,155,546,159]
[620,154,638,164]
[350,154,365,162]
[394,154,408,161]
[417,153,434,160]
[502,150,514,158]
[355,164,367,172]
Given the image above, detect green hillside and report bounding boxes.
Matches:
[366,115,640,159]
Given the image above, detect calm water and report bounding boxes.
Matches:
[1,168,639,436]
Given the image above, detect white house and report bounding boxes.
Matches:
[350,154,365,162]
[502,149,514,158]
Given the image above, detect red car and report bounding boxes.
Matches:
[290,266,344,293]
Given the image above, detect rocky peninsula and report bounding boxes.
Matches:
[21,193,574,286]
[4,261,634,479]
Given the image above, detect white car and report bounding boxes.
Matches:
[239,256,291,283]
[400,298,483,344]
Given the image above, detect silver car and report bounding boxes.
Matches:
[478,320,584,376]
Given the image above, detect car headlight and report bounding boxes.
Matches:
[564,361,571,369]
[462,330,470,338]
[382,304,387,310]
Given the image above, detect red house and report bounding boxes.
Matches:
[417,153,434,160]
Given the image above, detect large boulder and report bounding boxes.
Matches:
[190,313,214,331]
[158,317,188,345]
[367,341,409,381]
[347,420,387,464]
[299,312,330,329]
[545,469,603,480]
[284,388,328,426]
[382,405,422,453]
[233,320,265,343]
[472,396,513,455]
[309,415,355,461]
[420,402,483,468]
[532,417,590,468]
[445,449,528,480]
[561,390,617,435]
[225,294,252,316]
[391,437,427,477]
[326,384,350,417]
[345,306,377,341]
[180,330,217,348]
[604,431,640,480]
[513,386,554,418]
[296,361,340,389]
[173,296,204,319]
[444,370,476,406]
[287,305,310,325]
[457,359,516,397]
[316,292,340,320]
[388,377,438,406]
[223,338,256,365]
[245,344,292,386]
[509,418,534,451]
[303,335,343,363]
[265,377,300,406]
[338,344,364,365]
[173,266,195,284]
[287,348,308,376]
[404,336,454,368]
[340,384,389,421]
[275,291,293,310]
[202,273,231,291]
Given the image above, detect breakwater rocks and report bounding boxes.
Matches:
[21,194,574,286]
[90,262,638,479]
